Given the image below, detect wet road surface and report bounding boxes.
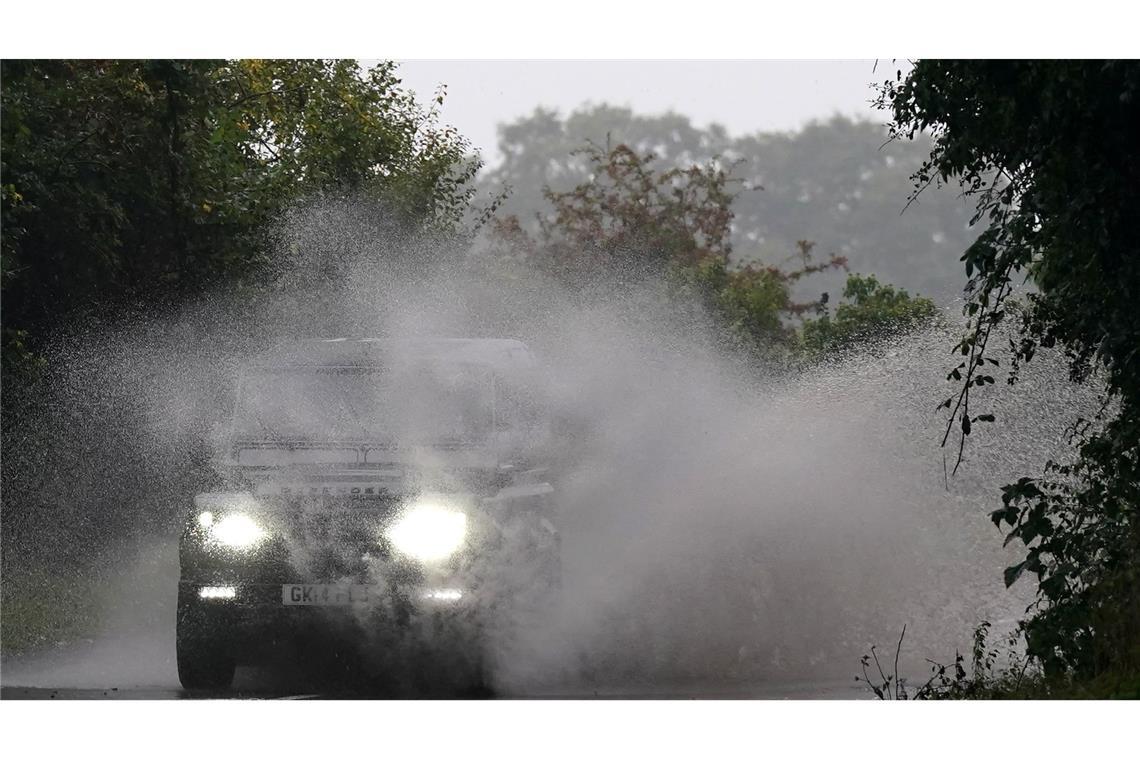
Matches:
[1,637,868,699]
[1,679,869,700]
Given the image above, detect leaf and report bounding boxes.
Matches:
[990,505,1018,527]
[1004,561,1028,588]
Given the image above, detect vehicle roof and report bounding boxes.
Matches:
[248,338,537,371]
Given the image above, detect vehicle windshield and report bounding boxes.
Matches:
[233,362,495,443]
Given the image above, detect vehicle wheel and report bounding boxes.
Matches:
[176,598,235,690]
[177,639,236,690]
[459,662,492,698]
[428,626,492,698]
[448,644,492,697]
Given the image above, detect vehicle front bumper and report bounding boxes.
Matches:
[177,580,485,663]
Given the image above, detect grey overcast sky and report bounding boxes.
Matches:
[390,60,891,168]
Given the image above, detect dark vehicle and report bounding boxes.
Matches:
[176,339,559,693]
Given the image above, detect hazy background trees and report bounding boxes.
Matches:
[480,143,929,364]
[478,106,978,303]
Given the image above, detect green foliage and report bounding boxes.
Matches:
[480,106,977,301]
[861,621,1140,699]
[858,622,1040,700]
[675,254,797,348]
[223,60,478,232]
[879,60,1140,680]
[528,142,737,276]
[486,142,938,363]
[0,327,44,386]
[0,59,478,370]
[486,143,855,354]
[801,274,937,356]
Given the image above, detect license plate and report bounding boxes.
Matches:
[281,584,373,606]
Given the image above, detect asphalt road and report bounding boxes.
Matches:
[1,539,878,700]
[1,636,868,700]
[1,680,868,700]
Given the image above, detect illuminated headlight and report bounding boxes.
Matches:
[422,588,464,602]
[385,504,468,562]
[199,586,236,600]
[202,513,267,550]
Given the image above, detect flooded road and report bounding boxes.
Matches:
[0,534,876,701]
[1,322,1059,702]
[2,656,868,700]
[0,591,869,700]
[1,683,869,699]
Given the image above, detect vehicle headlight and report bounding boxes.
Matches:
[203,512,267,550]
[385,504,468,562]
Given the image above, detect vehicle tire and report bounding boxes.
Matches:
[457,655,492,698]
[176,598,236,690]
[177,639,236,690]
[431,624,492,698]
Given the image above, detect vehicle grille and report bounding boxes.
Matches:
[277,499,401,582]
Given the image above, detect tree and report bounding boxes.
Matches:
[0,59,478,377]
[879,60,1140,680]
[479,106,978,302]
[485,142,941,360]
[801,274,937,357]
[222,60,478,233]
